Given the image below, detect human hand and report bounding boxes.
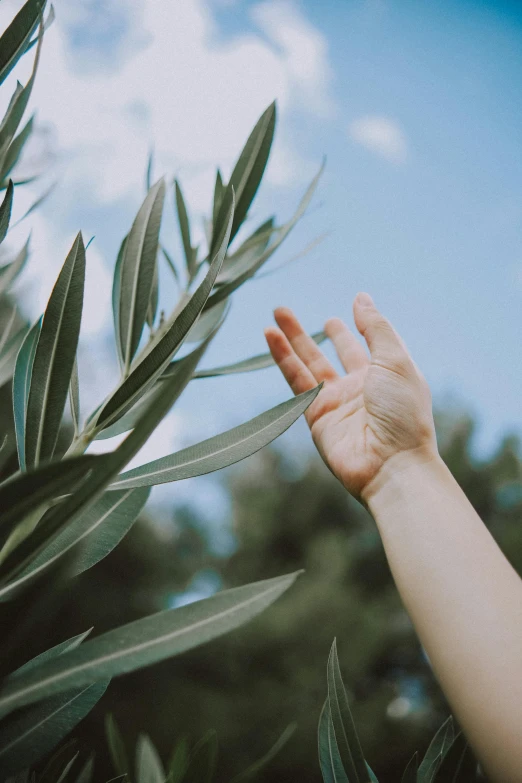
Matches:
[264,293,439,504]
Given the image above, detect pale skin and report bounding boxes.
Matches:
[264,292,522,783]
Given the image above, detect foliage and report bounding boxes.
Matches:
[0,1,325,778]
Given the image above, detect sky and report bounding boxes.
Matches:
[1,0,522,529]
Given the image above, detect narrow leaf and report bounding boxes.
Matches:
[105,713,129,777]
[119,179,165,369]
[216,217,274,285]
[0,115,34,181]
[229,723,296,783]
[326,701,349,783]
[175,179,195,277]
[0,0,45,86]
[400,752,418,783]
[146,257,159,329]
[170,330,326,379]
[0,12,43,151]
[112,235,126,371]
[0,325,27,388]
[0,180,14,244]
[212,169,224,229]
[74,755,94,783]
[13,316,41,471]
[318,700,335,783]
[432,734,476,783]
[25,232,85,467]
[204,162,323,311]
[10,629,92,679]
[182,730,217,783]
[69,355,80,435]
[0,454,97,545]
[211,102,275,253]
[327,639,370,783]
[136,734,166,783]
[0,680,108,776]
[184,298,228,343]
[418,717,454,782]
[0,337,222,596]
[94,190,234,431]
[17,487,150,582]
[167,735,189,783]
[0,571,302,718]
[109,384,321,490]
[0,236,31,295]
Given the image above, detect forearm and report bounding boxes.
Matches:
[364,451,522,783]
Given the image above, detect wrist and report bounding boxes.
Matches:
[362,446,447,518]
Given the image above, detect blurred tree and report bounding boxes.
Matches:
[12,403,519,782]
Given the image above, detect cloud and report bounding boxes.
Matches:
[348,115,408,163]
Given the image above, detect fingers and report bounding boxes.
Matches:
[353,292,410,366]
[273,307,338,382]
[264,326,317,395]
[324,317,369,373]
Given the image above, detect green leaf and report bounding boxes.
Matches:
[0,339,224,596]
[204,162,323,312]
[110,384,321,490]
[13,316,41,471]
[146,258,159,329]
[112,235,126,371]
[16,487,150,584]
[0,180,14,244]
[184,298,229,343]
[212,169,224,229]
[38,740,78,783]
[327,639,370,783]
[0,571,301,719]
[0,680,108,776]
[211,102,275,254]
[0,0,45,87]
[69,355,80,435]
[136,734,166,783]
[167,735,189,783]
[365,762,379,783]
[94,189,234,431]
[432,734,476,782]
[418,716,454,782]
[216,217,274,285]
[0,115,34,181]
[0,235,31,295]
[119,179,166,369]
[175,179,196,278]
[0,325,27,388]
[25,232,85,467]
[0,454,97,547]
[10,629,92,679]
[146,148,154,192]
[178,330,327,379]
[74,755,94,783]
[0,14,43,152]
[105,713,129,778]
[161,245,180,285]
[229,723,296,783]
[182,730,218,783]
[400,752,418,783]
[318,700,336,783]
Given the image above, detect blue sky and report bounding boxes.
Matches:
[2,0,522,520]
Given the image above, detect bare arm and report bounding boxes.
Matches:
[264,293,522,783]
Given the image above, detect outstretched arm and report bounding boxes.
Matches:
[264,293,522,783]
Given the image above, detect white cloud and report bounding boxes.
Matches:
[348,115,408,163]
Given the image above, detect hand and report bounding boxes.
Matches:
[264,292,439,503]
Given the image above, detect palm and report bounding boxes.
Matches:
[265,302,436,501]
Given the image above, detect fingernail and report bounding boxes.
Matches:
[356,292,374,308]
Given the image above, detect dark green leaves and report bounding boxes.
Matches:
[418,716,454,783]
[110,384,321,490]
[0,180,13,244]
[94,189,234,431]
[401,752,418,783]
[136,733,166,783]
[175,179,197,279]
[0,680,108,776]
[25,232,85,467]
[13,316,41,471]
[118,179,166,370]
[0,571,301,718]
[0,0,45,87]
[210,102,275,254]
[327,640,370,783]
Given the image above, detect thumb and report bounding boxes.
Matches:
[353,292,408,364]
